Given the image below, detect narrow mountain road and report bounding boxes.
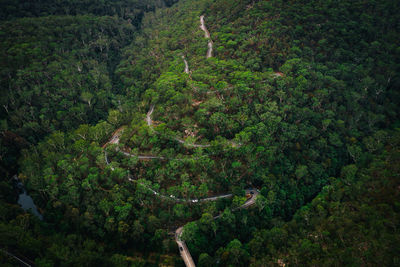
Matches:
[102,105,210,162]
[101,15,251,267]
[146,104,154,127]
[103,127,126,170]
[104,129,258,267]
[238,189,259,209]
[121,151,166,160]
[182,55,190,74]
[104,103,243,164]
[145,104,212,148]
[176,227,196,267]
[102,126,125,148]
[200,15,213,58]
[177,190,259,266]
[104,136,210,163]
[102,123,174,163]
[104,151,115,171]
[174,137,211,148]
[145,105,242,148]
[133,176,233,203]
[0,249,32,267]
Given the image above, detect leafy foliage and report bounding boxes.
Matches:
[1,0,399,265]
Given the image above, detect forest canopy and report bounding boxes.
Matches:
[1,0,399,266]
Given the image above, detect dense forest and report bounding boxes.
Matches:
[1,0,399,266]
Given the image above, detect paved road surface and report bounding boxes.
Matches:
[146,104,155,127]
[182,55,190,74]
[134,178,233,203]
[102,126,125,148]
[200,15,213,58]
[178,190,259,266]
[101,15,253,266]
[145,105,242,148]
[176,227,196,267]
[174,137,211,148]
[109,142,259,267]
[0,249,32,267]
[145,104,211,148]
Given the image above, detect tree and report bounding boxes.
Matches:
[295,165,308,180]
[219,239,249,267]
[198,213,216,236]
[81,92,94,108]
[181,222,199,244]
[198,253,213,267]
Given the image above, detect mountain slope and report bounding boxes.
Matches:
[1,0,399,266]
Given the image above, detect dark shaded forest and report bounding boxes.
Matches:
[1,0,399,266]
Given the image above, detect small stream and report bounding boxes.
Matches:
[13,175,43,220]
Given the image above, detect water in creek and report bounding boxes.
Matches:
[14,175,43,220]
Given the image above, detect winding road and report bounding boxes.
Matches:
[131,181,259,267]
[200,15,213,58]
[146,104,155,128]
[104,131,258,267]
[103,126,211,164]
[182,55,190,74]
[0,249,32,267]
[176,189,259,267]
[176,227,196,267]
[145,104,242,148]
[141,16,241,149]
[104,101,241,165]
[134,178,233,203]
[146,103,212,148]
[102,14,252,267]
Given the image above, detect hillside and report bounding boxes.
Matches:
[1,0,399,266]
